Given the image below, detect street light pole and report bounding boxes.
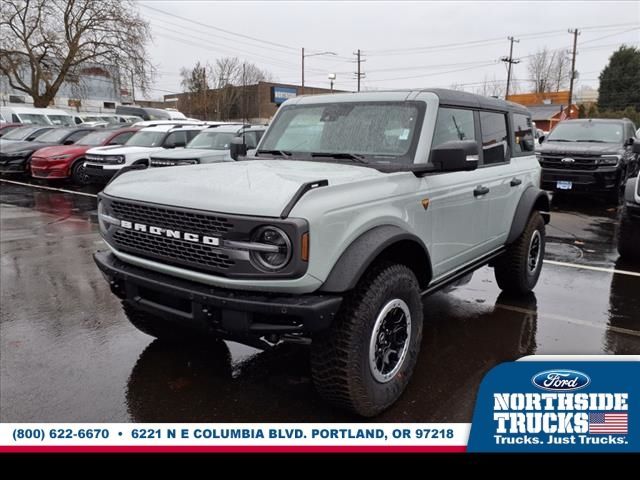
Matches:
[301,49,337,95]
[328,73,336,92]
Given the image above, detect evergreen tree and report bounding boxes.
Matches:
[598,46,640,112]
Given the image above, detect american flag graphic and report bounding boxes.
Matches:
[588,412,628,434]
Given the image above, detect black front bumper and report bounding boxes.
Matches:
[0,157,28,173]
[94,251,342,338]
[541,166,622,193]
[85,164,118,182]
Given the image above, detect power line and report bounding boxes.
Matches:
[366,22,639,56]
[139,3,297,52]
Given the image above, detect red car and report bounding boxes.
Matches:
[31,127,138,184]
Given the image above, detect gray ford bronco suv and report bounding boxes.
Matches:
[94,89,550,416]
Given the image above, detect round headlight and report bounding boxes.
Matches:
[250,226,292,271]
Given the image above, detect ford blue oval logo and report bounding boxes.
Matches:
[531,370,590,391]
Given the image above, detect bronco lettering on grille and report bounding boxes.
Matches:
[119,220,220,246]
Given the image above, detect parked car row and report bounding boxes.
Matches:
[0,122,267,185]
[0,104,199,130]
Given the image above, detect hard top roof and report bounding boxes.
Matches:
[139,124,207,132]
[290,88,530,115]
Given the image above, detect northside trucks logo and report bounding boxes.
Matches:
[492,370,630,446]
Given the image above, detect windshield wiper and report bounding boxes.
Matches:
[310,152,369,164]
[548,139,573,142]
[576,139,607,143]
[257,149,292,157]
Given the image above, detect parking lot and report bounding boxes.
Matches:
[1,177,639,423]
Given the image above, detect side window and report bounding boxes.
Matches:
[66,130,91,143]
[186,130,200,143]
[242,131,259,149]
[513,114,535,154]
[12,114,20,123]
[111,132,134,145]
[480,111,509,165]
[164,131,187,147]
[432,107,475,149]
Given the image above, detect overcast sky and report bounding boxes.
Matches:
[135,0,640,100]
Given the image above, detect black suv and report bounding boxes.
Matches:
[618,152,640,261]
[538,118,639,204]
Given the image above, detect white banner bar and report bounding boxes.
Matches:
[0,423,470,447]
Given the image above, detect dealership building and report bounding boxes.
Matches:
[164,81,344,124]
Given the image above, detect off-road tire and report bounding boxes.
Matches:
[71,160,89,185]
[606,183,625,206]
[122,301,212,342]
[618,206,640,260]
[494,212,546,295]
[311,263,423,417]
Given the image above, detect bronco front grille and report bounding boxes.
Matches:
[111,200,234,235]
[113,229,235,272]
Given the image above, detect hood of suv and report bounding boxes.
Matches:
[539,141,622,156]
[150,148,227,161]
[104,159,385,217]
[87,145,162,156]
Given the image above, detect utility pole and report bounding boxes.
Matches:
[568,28,580,117]
[501,36,520,100]
[301,47,305,95]
[353,49,365,92]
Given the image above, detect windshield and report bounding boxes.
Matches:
[125,131,165,147]
[47,115,75,126]
[144,108,171,120]
[35,128,73,143]
[83,115,118,123]
[17,114,50,125]
[2,126,40,140]
[258,102,423,163]
[76,130,114,146]
[547,121,624,143]
[187,131,236,150]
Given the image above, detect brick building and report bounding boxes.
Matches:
[164,81,344,124]
[507,91,578,132]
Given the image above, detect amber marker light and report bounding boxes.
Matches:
[301,233,310,261]
[421,198,430,210]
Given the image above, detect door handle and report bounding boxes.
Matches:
[474,185,490,197]
[510,178,522,187]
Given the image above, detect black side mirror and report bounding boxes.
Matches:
[63,139,75,145]
[624,137,635,147]
[538,135,545,144]
[431,140,479,172]
[173,141,186,148]
[632,140,640,154]
[230,137,247,160]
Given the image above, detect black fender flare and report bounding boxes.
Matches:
[624,177,638,203]
[507,186,551,244]
[320,225,432,293]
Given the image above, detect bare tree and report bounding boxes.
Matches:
[179,62,210,118]
[0,0,153,107]
[528,48,570,93]
[474,75,507,98]
[178,58,272,120]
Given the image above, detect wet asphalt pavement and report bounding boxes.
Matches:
[1,179,639,422]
